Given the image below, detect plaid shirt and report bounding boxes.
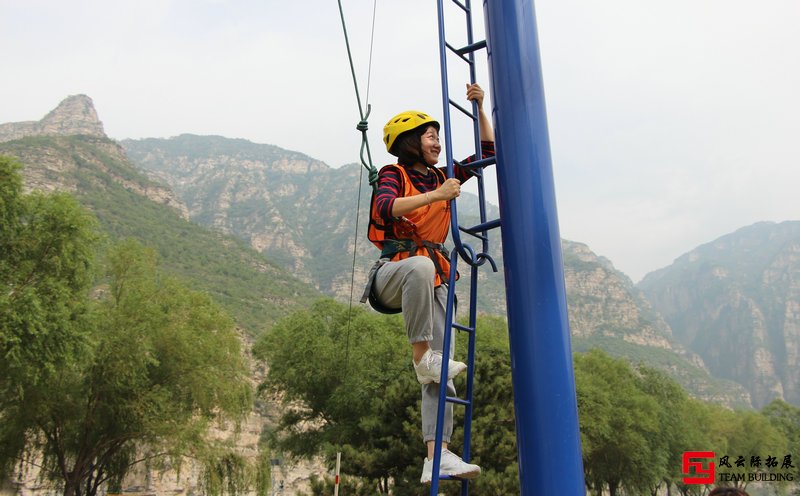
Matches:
[375,141,495,221]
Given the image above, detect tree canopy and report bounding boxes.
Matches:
[1,155,99,478]
[1,158,254,496]
[256,298,800,495]
[253,299,419,494]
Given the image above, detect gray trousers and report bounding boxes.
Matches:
[373,255,456,443]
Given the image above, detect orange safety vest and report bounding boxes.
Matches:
[368,164,452,287]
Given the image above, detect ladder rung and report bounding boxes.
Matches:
[448,99,475,119]
[458,226,487,242]
[446,395,471,406]
[458,155,496,171]
[451,0,469,13]
[453,322,475,333]
[439,474,474,481]
[461,218,502,235]
[445,42,475,65]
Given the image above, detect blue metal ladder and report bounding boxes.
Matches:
[430,1,500,494]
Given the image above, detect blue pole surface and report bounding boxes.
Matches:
[482,1,586,494]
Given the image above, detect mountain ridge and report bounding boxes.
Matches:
[120,132,751,407]
[0,94,105,143]
[639,220,800,408]
[4,94,791,411]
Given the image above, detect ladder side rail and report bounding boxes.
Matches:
[431,1,496,494]
[431,5,456,492]
[430,248,462,495]
[436,0,475,267]
[461,0,493,260]
[459,0,480,474]
[459,263,481,496]
[433,6,471,494]
[452,0,491,261]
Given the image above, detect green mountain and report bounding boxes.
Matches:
[639,221,800,408]
[121,133,509,314]
[563,240,751,407]
[120,133,750,407]
[1,94,764,408]
[0,100,320,336]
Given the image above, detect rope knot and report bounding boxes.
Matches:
[356,120,369,133]
[368,167,379,186]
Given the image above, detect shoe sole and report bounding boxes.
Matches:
[416,361,468,385]
[421,468,481,484]
[455,468,481,479]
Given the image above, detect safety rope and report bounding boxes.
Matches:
[337,0,379,373]
[337,0,379,190]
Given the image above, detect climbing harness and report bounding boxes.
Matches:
[360,161,454,314]
[359,215,454,316]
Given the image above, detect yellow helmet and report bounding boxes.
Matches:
[383,110,440,155]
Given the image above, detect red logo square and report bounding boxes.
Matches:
[682,451,716,484]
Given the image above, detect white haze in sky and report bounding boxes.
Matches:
[2,0,798,282]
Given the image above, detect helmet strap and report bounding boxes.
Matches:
[420,154,436,168]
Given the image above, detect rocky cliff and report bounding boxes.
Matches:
[123,135,365,287]
[639,221,800,408]
[0,96,187,217]
[562,240,750,406]
[563,240,672,347]
[0,94,106,143]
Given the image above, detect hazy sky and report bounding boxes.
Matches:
[2,0,798,282]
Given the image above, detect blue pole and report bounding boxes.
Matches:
[482,1,585,494]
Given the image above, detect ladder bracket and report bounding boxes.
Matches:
[455,39,487,56]
[460,218,501,236]
[456,156,496,171]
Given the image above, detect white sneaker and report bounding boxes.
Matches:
[420,449,482,483]
[413,349,467,385]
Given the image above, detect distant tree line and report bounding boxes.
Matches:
[256,299,800,496]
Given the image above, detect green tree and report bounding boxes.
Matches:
[636,367,713,496]
[461,315,519,495]
[762,399,800,494]
[3,229,253,494]
[254,299,419,493]
[673,399,720,496]
[1,156,99,477]
[724,409,788,491]
[256,301,523,495]
[575,349,663,496]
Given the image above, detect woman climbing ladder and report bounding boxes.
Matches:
[362,82,495,484]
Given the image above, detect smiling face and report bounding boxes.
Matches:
[419,125,441,166]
